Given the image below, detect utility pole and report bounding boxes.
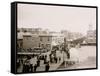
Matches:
[63,37,67,67]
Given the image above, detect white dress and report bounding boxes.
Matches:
[70,48,79,62]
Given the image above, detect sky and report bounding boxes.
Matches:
[18,3,96,35]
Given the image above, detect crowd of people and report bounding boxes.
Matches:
[17,48,64,73]
[17,54,50,73]
[17,44,73,73]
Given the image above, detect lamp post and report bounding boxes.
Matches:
[63,37,70,67]
[64,37,67,67]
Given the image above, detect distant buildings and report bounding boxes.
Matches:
[23,33,39,49]
[39,34,52,51]
[86,25,96,44]
[81,25,96,45]
[17,27,84,51]
[50,32,64,46]
[17,30,52,51]
[17,32,24,48]
[17,28,49,34]
[61,30,83,41]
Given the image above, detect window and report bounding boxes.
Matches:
[41,44,44,48]
[48,37,50,41]
[46,44,50,47]
[39,43,41,47]
[40,37,42,41]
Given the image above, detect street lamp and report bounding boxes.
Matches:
[63,37,71,67]
[63,37,67,67]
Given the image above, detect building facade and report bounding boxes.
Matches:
[86,25,96,44]
[51,32,64,46]
[39,34,52,51]
[23,34,39,49]
[86,30,96,44]
[22,33,52,51]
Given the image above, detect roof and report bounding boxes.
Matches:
[39,34,52,37]
[18,32,32,39]
[23,32,32,36]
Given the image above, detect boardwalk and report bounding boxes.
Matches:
[58,46,96,70]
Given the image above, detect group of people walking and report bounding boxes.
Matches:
[21,55,50,73]
[17,45,72,73]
